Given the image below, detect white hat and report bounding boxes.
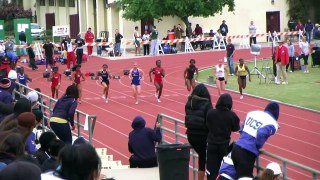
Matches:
[266,162,282,175]
[8,70,17,80]
[26,91,39,103]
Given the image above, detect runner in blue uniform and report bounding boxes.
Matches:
[96,64,112,103]
[129,62,144,104]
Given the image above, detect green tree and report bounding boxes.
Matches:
[286,0,320,23]
[116,0,235,37]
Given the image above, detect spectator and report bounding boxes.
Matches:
[60,35,69,55]
[0,40,5,60]
[128,115,161,168]
[49,84,78,144]
[206,93,240,180]
[226,39,235,75]
[41,143,102,180]
[34,131,56,165]
[286,39,295,72]
[185,83,213,180]
[0,98,32,131]
[4,37,14,53]
[18,31,28,56]
[0,78,13,122]
[150,26,159,56]
[260,162,282,180]
[304,19,314,43]
[295,20,304,34]
[194,24,203,36]
[65,37,76,71]
[288,17,296,32]
[0,133,25,170]
[43,38,54,72]
[274,40,289,84]
[134,26,141,56]
[299,36,310,73]
[231,102,280,179]
[17,66,32,94]
[75,34,86,65]
[114,29,123,56]
[27,42,38,70]
[249,21,257,46]
[209,29,215,37]
[219,20,229,37]
[0,161,41,180]
[84,28,95,57]
[175,24,184,39]
[142,30,150,56]
[41,139,65,172]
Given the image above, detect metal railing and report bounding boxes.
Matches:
[13,82,97,144]
[156,113,320,180]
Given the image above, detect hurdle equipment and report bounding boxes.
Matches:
[184,37,194,53]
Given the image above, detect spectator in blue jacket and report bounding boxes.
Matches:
[49,84,78,144]
[231,102,280,179]
[128,115,162,168]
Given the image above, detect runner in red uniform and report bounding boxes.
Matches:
[49,66,61,98]
[149,60,165,103]
[72,65,85,103]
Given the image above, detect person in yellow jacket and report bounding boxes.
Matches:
[235,59,251,99]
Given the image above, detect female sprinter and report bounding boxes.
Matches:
[149,60,165,103]
[72,64,85,103]
[49,66,61,98]
[214,59,228,96]
[96,64,112,103]
[129,62,144,104]
[184,59,198,92]
[234,58,251,99]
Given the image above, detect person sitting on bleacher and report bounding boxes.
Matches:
[128,115,162,168]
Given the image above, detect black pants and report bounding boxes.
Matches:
[50,122,72,144]
[129,156,157,168]
[29,57,38,70]
[76,48,83,65]
[187,134,207,171]
[286,56,295,72]
[143,44,150,55]
[231,145,256,179]
[206,142,229,180]
[249,37,257,46]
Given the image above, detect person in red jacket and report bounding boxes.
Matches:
[274,40,289,84]
[84,28,95,56]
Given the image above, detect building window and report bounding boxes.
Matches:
[40,0,45,6]
[69,0,76,7]
[59,0,65,7]
[49,0,55,6]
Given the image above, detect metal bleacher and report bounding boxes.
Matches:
[156,113,320,180]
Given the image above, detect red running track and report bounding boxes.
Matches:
[23,47,320,179]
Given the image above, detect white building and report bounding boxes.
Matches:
[14,0,289,43]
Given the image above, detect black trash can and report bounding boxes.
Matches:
[156,143,191,180]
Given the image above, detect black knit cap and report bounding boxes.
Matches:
[14,98,32,115]
[264,102,280,120]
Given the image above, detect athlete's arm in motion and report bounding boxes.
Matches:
[194,67,199,81]
[139,69,144,81]
[183,68,188,79]
[129,69,133,79]
[161,68,165,77]
[149,68,154,82]
[224,65,229,82]
[245,65,251,82]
